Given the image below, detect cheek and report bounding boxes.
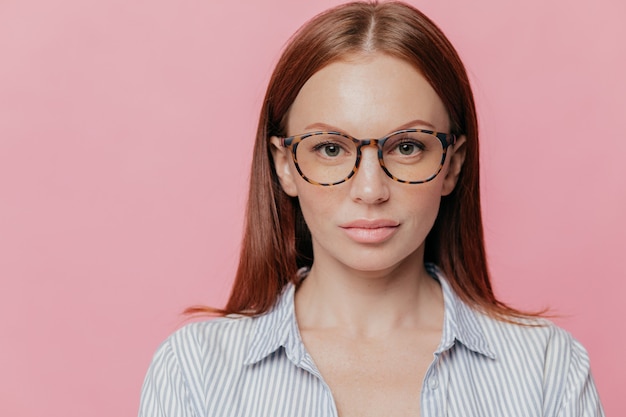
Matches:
[293,181,347,237]
[401,183,444,225]
[296,186,336,223]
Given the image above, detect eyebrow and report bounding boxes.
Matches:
[303,119,437,135]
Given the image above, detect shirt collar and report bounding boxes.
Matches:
[243,283,306,366]
[244,264,496,366]
[427,263,496,359]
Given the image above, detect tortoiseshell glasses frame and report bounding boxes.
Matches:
[279,129,457,186]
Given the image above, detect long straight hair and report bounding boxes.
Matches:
[189,1,539,320]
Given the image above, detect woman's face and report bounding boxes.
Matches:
[271,53,466,275]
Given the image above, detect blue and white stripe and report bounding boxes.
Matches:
[139,264,604,416]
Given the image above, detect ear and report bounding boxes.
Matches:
[441,135,467,196]
[270,136,299,197]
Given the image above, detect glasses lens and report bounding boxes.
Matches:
[382,131,444,183]
[295,133,357,184]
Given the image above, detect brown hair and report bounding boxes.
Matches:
[188,1,540,320]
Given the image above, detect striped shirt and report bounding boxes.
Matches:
[138,264,605,416]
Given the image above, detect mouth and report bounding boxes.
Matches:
[339,219,399,244]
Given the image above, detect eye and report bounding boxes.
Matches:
[397,142,422,155]
[393,139,425,156]
[312,141,345,158]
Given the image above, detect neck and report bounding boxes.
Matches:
[294,255,443,337]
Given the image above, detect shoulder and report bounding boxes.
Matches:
[139,316,258,416]
[473,313,602,415]
[497,313,589,356]
[476,312,589,370]
[155,315,256,371]
[478,313,572,348]
[144,315,258,395]
[170,315,255,345]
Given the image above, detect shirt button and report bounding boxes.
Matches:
[428,377,439,390]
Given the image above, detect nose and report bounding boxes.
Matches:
[349,145,390,204]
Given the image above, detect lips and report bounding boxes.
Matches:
[339,219,399,243]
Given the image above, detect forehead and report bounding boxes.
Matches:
[287,53,450,137]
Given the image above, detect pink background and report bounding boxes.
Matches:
[0,0,623,415]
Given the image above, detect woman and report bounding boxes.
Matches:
[139,2,604,416]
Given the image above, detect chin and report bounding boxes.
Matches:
[339,253,420,275]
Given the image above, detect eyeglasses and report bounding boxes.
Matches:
[280,129,457,186]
